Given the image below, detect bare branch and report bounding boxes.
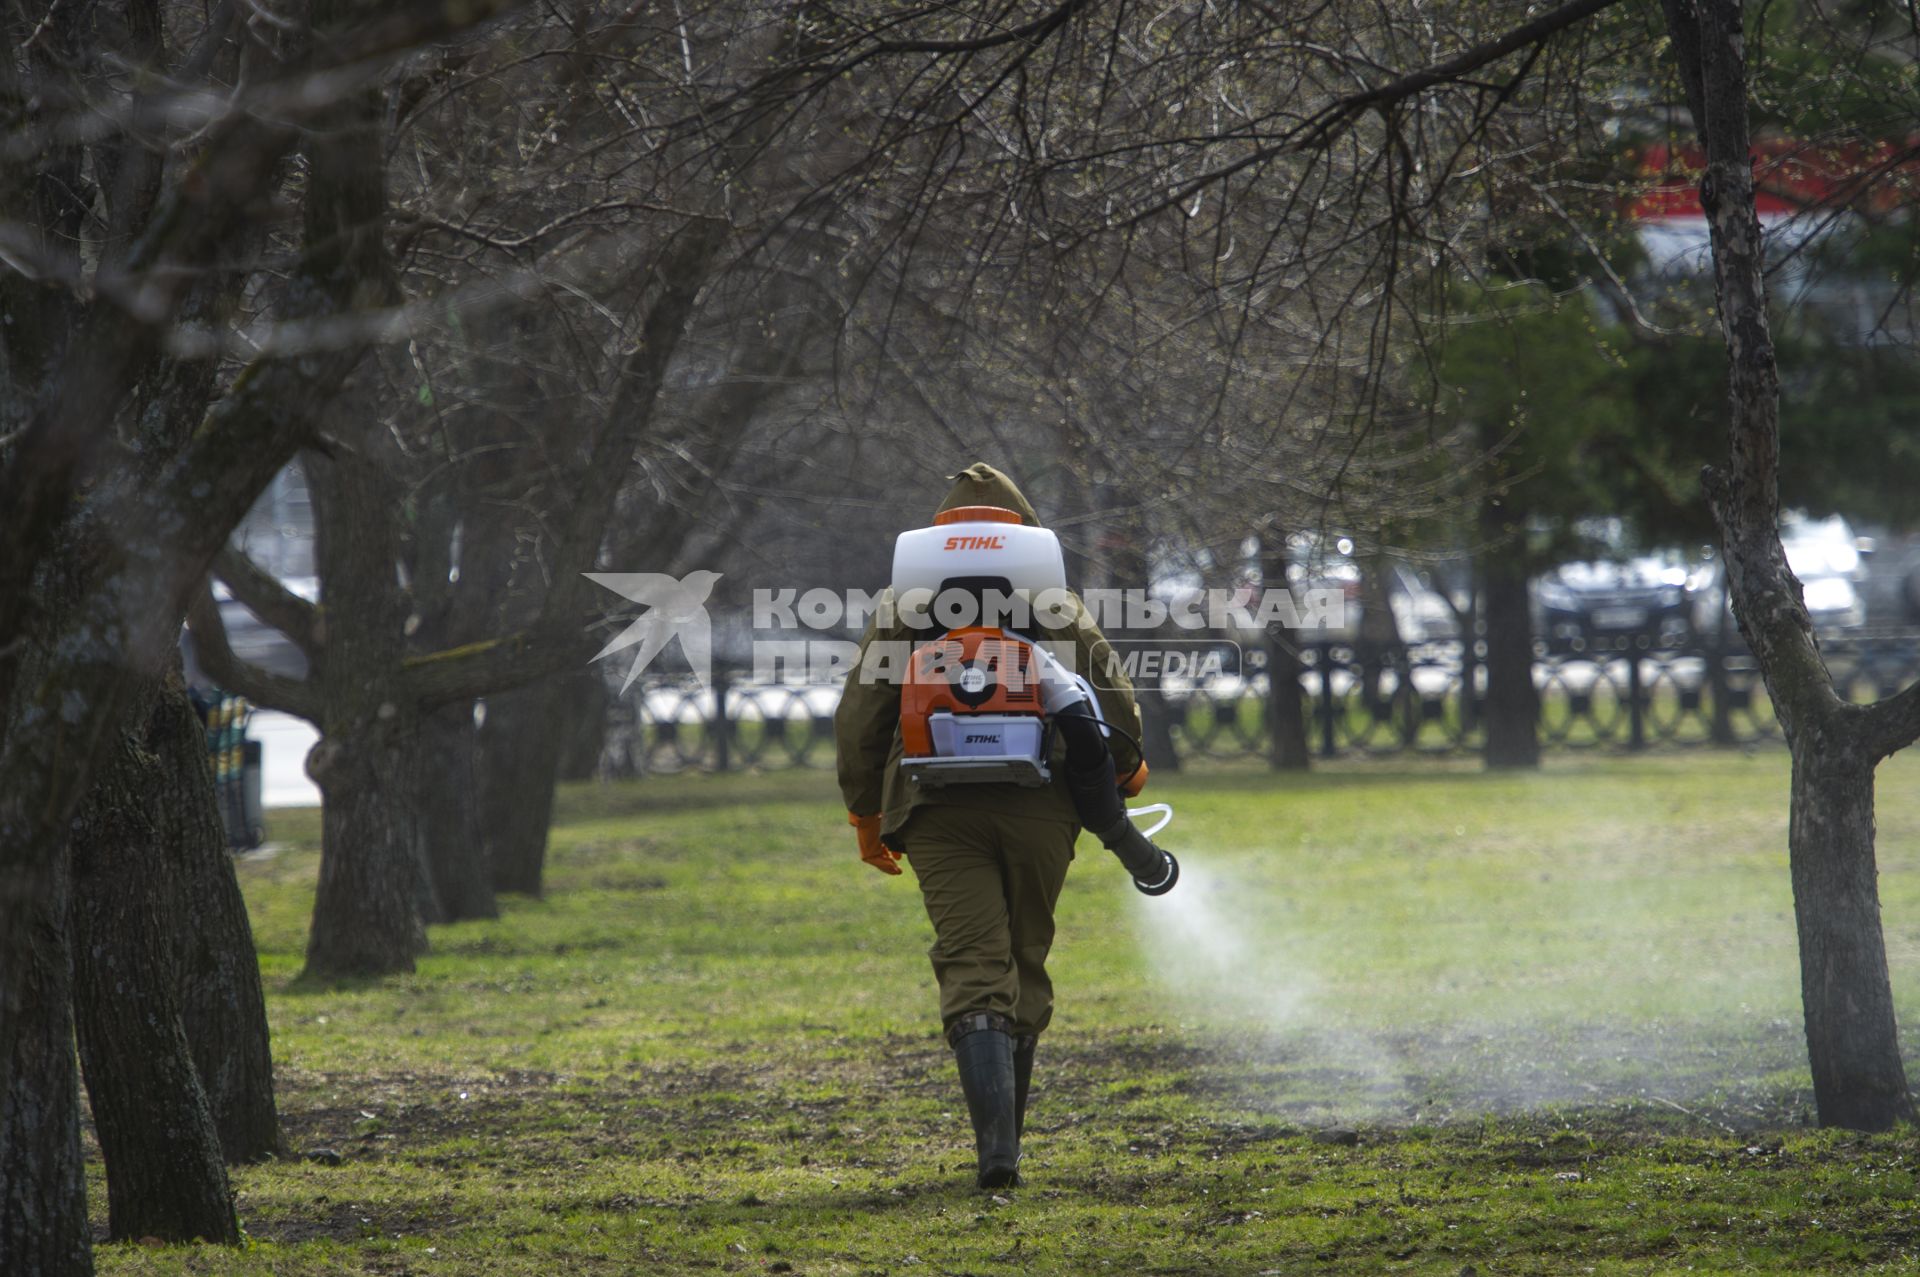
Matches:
[186,584,322,722]
[1099,0,1632,236]
[214,546,320,655]
[1862,683,1920,762]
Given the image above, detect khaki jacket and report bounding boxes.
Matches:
[834,464,1146,844]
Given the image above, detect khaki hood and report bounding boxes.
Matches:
[935,462,1041,527]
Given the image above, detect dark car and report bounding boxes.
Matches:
[1532,556,1695,654]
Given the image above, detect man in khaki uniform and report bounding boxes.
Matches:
[835,463,1151,1189]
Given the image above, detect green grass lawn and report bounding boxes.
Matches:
[96,750,1920,1275]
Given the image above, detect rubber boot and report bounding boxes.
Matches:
[1012,1034,1037,1138]
[950,1015,1020,1189]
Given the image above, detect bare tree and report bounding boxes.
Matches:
[1,1,523,1269]
[1660,0,1920,1131]
[189,0,864,974]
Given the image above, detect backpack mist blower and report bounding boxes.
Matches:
[889,506,1180,896]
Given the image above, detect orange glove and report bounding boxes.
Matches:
[850,811,902,875]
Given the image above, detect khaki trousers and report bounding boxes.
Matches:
[900,804,1078,1037]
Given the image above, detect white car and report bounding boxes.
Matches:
[1692,512,1868,637]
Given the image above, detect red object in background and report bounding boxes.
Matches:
[1630,138,1920,220]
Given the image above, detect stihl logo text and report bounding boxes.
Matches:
[943,535,1006,551]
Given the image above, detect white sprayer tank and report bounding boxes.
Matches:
[891,508,1067,602]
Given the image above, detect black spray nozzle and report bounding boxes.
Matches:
[1099,817,1180,896]
[1133,848,1180,896]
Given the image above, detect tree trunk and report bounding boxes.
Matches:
[398,429,497,925]
[1788,740,1912,1130]
[417,700,497,921]
[302,440,433,979]
[1480,541,1539,769]
[159,677,282,1163]
[69,692,240,1244]
[1257,531,1310,770]
[1134,685,1184,773]
[481,683,566,895]
[0,853,91,1277]
[305,715,429,978]
[1104,536,1181,772]
[555,670,611,781]
[1354,553,1402,725]
[1266,631,1312,771]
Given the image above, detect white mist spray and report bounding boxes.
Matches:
[1131,853,1410,1123]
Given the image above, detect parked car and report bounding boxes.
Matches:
[1532,555,1695,653]
[1690,512,1869,637]
[1859,531,1920,624]
[1280,535,1461,645]
[1385,563,1462,644]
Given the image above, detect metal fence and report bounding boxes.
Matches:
[597,630,1920,774]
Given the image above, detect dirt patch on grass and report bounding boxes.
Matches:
[272,1036,1824,1189]
[228,1039,1920,1270]
[1044,1023,1819,1132]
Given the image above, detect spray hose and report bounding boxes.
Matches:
[1099,800,1180,896]
[1029,643,1181,896]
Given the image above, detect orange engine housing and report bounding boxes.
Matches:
[900,627,1045,757]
